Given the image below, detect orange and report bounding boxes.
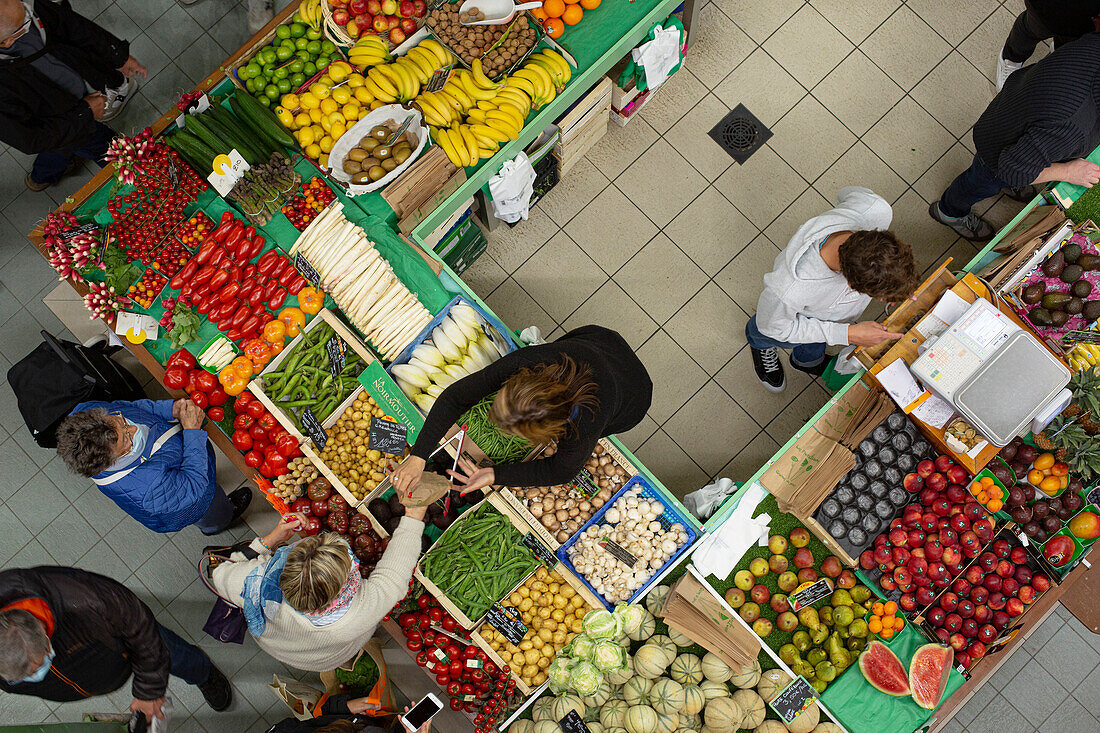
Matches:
[884,600,897,615]
[987,499,1003,512]
[580,0,600,7]
[561,4,583,24]
[980,476,994,487]
[989,487,1004,500]
[530,7,548,20]
[542,0,565,17]
[872,602,884,615]
[543,17,565,36]
[868,617,882,633]
[564,0,580,4]
[976,491,988,503]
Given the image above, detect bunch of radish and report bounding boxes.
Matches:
[83,282,130,323]
[289,202,432,359]
[104,128,159,186]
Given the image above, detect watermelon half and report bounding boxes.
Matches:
[858,640,911,696]
[909,644,953,709]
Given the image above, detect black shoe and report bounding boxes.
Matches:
[1003,184,1041,202]
[751,346,786,393]
[790,357,828,378]
[201,487,253,535]
[928,201,994,241]
[197,665,232,712]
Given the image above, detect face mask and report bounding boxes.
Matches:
[18,646,53,684]
[123,418,149,460]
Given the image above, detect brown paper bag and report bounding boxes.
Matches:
[269,674,324,721]
[318,638,396,716]
[401,471,454,507]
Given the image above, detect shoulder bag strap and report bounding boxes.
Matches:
[92,424,183,486]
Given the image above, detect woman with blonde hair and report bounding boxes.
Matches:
[210,505,425,672]
[390,325,652,494]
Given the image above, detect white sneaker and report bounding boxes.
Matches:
[101,76,138,121]
[996,54,1023,91]
[247,0,274,34]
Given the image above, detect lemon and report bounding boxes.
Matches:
[319,75,334,87]
[309,82,331,100]
[311,124,324,139]
[299,91,320,109]
[353,87,374,104]
[275,107,294,127]
[347,73,365,88]
[319,153,329,168]
[319,97,339,115]
[369,99,384,110]
[342,103,360,121]
[281,93,300,110]
[308,108,322,123]
[328,64,349,83]
[331,87,351,105]
[298,127,315,147]
[305,142,322,159]
[294,112,312,128]
[319,115,332,132]
[319,135,335,153]
[330,122,347,140]
[326,111,346,127]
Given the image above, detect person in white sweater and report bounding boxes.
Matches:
[747,186,920,393]
[211,508,426,672]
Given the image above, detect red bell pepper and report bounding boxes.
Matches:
[256,251,279,275]
[243,225,256,240]
[163,365,188,390]
[236,281,254,300]
[190,391,209,409]
[232,429,253,451]
[268,288,288,310]
[210,301,236,323]
[167,349,197,370]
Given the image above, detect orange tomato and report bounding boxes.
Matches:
[542,0,565,17]
[880,627,895,639]
[872,602,885,615]
[893,617,905,630]
[884,600,897,615]
[1027,469,1045,486]
[562,4,583,24]
[976,491,989,503]
[980,476,994,487]
[868,617,882,633]
[580,0,600,8]
[543,17,564,36]
[969,482,982,495]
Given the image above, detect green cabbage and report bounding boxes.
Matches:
[569,660,603,697]
[565,633,596,661]
[613,603,646,636]
[547,656,575,694]
[592,639,628,673]
[583,609,622,639]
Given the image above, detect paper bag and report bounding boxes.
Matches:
[269,674,324,721]
[318,638,395,717]
[400,471,454,507]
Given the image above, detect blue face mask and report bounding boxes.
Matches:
[111,418,149,470]
[18,646,53,684]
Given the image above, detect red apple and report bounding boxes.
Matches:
[900,593,917,611]
[944,613,963,633]
[953,577,972,596]
[942,546,962,568]
[876,532,889,548]
[933,498,953,517]
[961,531,982,558]
[920,487,939,506]
[957,651,972,669]
[992,539,1011,558]
[947,464,969,485]
[946,483,968,504]
[793,547,815,568]
[332,8,351,23]
[978,552,997,572]
[965,565,984,585]
[366,0,382,13]
[349,0,369,12]
[957,599,975,619]
[994,559,1013,578]
[961,618,979,637]
[1006,597,1025,617]
[412,0,427,15]
[992,611,1011,630]
[924,540,944,562]
[909,556,929,576]
[941,527,958,546]
[892,547,911,566]
[935,455,954,473]
[927,472,948,492]
[921,513,938,533]
[1002,578,1020,597]
[372,15,389,31]
[973,605,992,624]
[398,0,415,15]
[940,592,959,612]
[889,528,909,547]
[927,561,947,581]
[988,591,1006,611]
[948,632,967,651]
[880,575,897,591]
[873,545,892,566]
[797,568,819,584]
[928,607,946,626]
[1032,573,1051,592]
[1018,585,1036,604]
[951,514,970,533]
[399,17,417,34]
[917,460,936,478]
[904,472,925,493]
[969,586,988,605]
[983,574,1003,593]
[916,586,937,606]
[860,550,876,570]
[964,502,985,522]
[935,628,951,643]
[973,517,994,542]
[968,641,987,660]
[908,529,926,548]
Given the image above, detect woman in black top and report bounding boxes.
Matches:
[267,696,429,733]
[390,326,652,494]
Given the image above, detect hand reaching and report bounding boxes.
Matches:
[447,456,495,494]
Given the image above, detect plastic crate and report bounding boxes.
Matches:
[556,474,698,609]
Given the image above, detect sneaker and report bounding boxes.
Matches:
[101,76,138,122]
[751,346,786,393]
[790,357,828,378]
[201,487,253,535]
[197,665,232,712]
[928,201,994,241]
[247,0,274,34]
[996,54,1023,91]
[24,173,50,192]
[1003,184,1041,202]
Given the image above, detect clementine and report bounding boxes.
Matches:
[542,0,565,17]
[580,0,600,8]
[530,7,548,21]
[543,17,565,36]
[562,4,583,24]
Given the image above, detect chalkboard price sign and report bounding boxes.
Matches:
[302,408,328,449]
[559,710,590,733]
[598,536,637,568]
[789,579,834,612]
[768,676,818,725]
[295,253,320,287]
[523,532,556,566]
[368,416,407,455]
[59,222,100,241]
[485,604,527,645]
[571,468,600,499]
[326,335,346,379]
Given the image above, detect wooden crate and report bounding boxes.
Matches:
[554,111,610,176]
[496,438,640,549]
[246,309,377,444]
[396,161,468,235]
[383,146,460,219]
[414,491,554,629]
[555,77,612,135]
[468,561,602,695]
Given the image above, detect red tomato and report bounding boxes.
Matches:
[245,401,266,419]
[206,387,228,406]
[397,612,417,628]
[290,498,312,515]
[303,516,322,535]
[435,673,450,686]
[406,639,422,652]
[194,371,218,393]
[441,616,457,631]
[235,391,253,407]
[207,406,224,422]
[450,699,463,711]
[449,660,463,677]
[258,413,277,430]
[249,423,267,441]
[190,391,208,409]
[417,595,431,609]
[232,430,253,451]
[428,607,443,622]
[415,652,429,667]
[244,450,263,468]
[163,365,188,391]
[233,414,254,430]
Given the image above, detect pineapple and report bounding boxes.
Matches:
[1065,366,1100,434]
[1032,414,1089,460]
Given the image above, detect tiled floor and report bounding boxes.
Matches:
[0,0,1097,730]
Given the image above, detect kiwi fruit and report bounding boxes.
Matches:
[1085,300,1100,322]
[1061,264,1084,283]
[392,147,412,164]
[1079,254,1100,271]
[343,159,362,174]
[361,138,380,152]
[1043,251,1066,277]
[1063,243,1083,263]
[368,165,387,181]
[375,146,392,160]
[1074,280,1093,298]
[1030,307,1053,326]
[362,157,381,169]
[1022,282,1045,304]
[1051,310,1071,326]
[351,171,371,184]
[347,148,368,162]
[1067,297,1084,315]
[381,158,398,172]
[370,125,391,140]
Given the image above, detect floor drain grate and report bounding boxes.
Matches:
[708,104,772,164]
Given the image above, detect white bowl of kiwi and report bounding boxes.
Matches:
[327,104,429,194]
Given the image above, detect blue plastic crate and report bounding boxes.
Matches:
[556,474,699,609]
[386,295,518,378]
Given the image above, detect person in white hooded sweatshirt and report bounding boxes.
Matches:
[747,186,920,393]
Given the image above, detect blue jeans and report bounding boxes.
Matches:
[194,485,235,534]
[746,316,826,367]
[30,121,114,185]
[939,155,1014,218]
[157,624,211,687]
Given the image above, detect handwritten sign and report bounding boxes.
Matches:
[485,604,527,645]
[523,532,556,566]
[208,149,250,196]
[789,579,834,612]
[368,416,407,455]
[559,710,590,733]
[599,536,637,568]
[302,407,328,449]
[768,676,818,725]
[59,222,100,241]
[295,253,320,287]
[326,335,346,378]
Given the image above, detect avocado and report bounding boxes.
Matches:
[1023,282,1046,304]
[1030,307,1054,325]
[1063,243,1083,263]
[1085,300,1100,322]
[1051,310,1071,326]
[1067,297,1084,315]
[1061,264,1085,283]
[1074,280,1093,298]
[1043,251,1067,278]
[1041,292,1072,310]
[1079,254,1100,271]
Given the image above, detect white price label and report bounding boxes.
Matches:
[207,150,250,196]
[175,93,211,128]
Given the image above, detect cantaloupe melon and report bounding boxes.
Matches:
[699,679,730,700]
[532,697,554,721]
[757,669,791,702]
[681,684,706,715]
[700,653,732,683]
[550,695,585,721]
[508,721,535,733]
[730,690,765,728]
[670,654,704,685]
[624,704,659,733]
[646,585,670,614]
[703,695,745,732]
[785,702,820,733]
[649,678,686,715]
[635,645,670,679]
[729,659,761,689]
[623,676,655,707]
[628,610,657,641]
[600,699,628,728]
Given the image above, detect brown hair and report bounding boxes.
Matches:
[837,230,920,302]
[489,355,599,444]
[56,408,119,477]
[280,534,354,614]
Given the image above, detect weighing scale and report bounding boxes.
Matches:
[910,298,1071,446]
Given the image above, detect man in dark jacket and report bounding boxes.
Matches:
[0,566,232,723]
[929,33,1100,241]
[998,1,1100,88]
[0,0,147,192]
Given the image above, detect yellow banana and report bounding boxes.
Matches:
[515,66,552,101]
[486,106,523,131]
[483,116,518,140]
[432,127,463,168]
[397,57,429,86]
[404,50,437,80]
[356,35,389,50]
[418,39,452,67]
[456,71,498,102]
[495,89,531,116]
[376,64,410,100]
[503,76,536,98]
[362,75,397,103]
[410,47,442,73]
[418,92,454,126]
[466,108,487,123]
[470,123,511,144]
[475,100,496,111]
[367,67,399,98]
[525,56,559,86]
[348,52,391,70]
[471,59,502,91]
[418,103,448,128]
[495,98,527,121]
[443,127,470,168]
[534,50,571,85]
[469,127,503,148]
[441,82,473,111]
[458,126,480,167]
[436,88,466,115]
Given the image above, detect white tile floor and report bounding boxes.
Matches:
[0,0,1097,730]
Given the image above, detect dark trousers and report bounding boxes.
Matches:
[30,121,114,186]
[939,155,1014,218]
[1003,3,1077,62]
[194,484,235,534]
[745,316,827,367]
[157,624,211,687]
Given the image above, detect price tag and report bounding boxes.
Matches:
[598,536,637,568]
[485,604,527,645]
[571,468,601,499]
[368,416,407,455]
[430,647,449,664]
[295,253,321,287]
[768,676,818,725]
[789,579,834,612]
[559,710,590,733]
[986,623,1024,655]
[168,158,179,188]
[465,658,483,669]
[523,532,556,566]
[302,407,328,449]
[207,149,250,196]
[59,222,100,241]
[326,335,346,379]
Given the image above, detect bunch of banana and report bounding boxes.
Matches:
[525,49,571,92]
[433,124,499,167]
[1069,323,1100,371]
[347,35,392,70]
[362,62,419,103]
[508,63,556,109]
[298,0,322,30]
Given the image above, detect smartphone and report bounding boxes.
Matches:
[400,693,443,731]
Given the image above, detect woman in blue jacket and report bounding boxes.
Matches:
[55,398,251,534]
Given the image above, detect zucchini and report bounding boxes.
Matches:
[183,115,230,156]
[207,102,274,159]
[227,95,288,153]
[199,111,263,164]
[165,132,215,174]
[232,91,298,149]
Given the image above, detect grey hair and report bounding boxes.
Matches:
[56,407,118,477]
[0,609,49,681]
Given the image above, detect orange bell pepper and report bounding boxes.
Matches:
[218,365,249,396]
[230,356,254,380]
[263,320,287,344]
[297,286,324,314]
[279,307,306,337]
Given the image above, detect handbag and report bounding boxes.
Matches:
[197,541,254,645]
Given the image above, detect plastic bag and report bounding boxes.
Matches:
[488,152,537,223]
[519,326,547,345]
[682,477,739,521]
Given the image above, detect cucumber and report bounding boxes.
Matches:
[231,91,298,149]
[207,102,274,159]
[165,131,215,174]
[183,114,230,156]
[227,95,288,153]
[199,111,263,164]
